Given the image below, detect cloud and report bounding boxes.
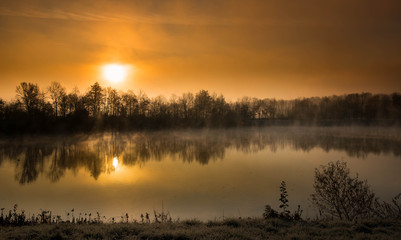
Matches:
[2,0,399,28]
[0,6,250,26]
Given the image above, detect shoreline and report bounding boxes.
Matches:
[1,218,401,240]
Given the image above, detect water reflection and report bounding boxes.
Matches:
[112,157,119,168]
[0,127,400,184]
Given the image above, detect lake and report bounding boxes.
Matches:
[0,127,400,221]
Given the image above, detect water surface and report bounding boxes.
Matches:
[0,127,400,221]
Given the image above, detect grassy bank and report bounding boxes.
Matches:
[1,218,401,240]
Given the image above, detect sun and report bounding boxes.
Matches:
[101,64,130,83]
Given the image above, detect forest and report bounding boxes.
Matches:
[0,82,401,134]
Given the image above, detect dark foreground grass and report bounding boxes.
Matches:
[1,218,401,240]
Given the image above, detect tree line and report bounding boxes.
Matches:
[0,81,400,134]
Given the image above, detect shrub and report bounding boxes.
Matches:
[263,205,279,220]
[223,218,241,228]
[311,161,376,221]
[374,193,401,219]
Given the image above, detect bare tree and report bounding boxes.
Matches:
[0,98,4,120]
[150,95,168,117]
[311,161,376,221]
[48,82,66,116]
[138,91,150,116]
[16,82,41,114]
[194,90,212,121]
[121,90,138,117]
[85,82,104,116]
[178,92,194,120]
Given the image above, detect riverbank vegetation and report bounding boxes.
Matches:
[0,82,401,134]
[1,218,401,240]
[1,161,400,239]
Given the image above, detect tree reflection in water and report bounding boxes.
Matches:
[0,127,400,184]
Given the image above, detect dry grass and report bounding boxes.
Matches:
[1,218,401,240]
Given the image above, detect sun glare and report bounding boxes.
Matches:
[102,64,130,83]
[112,157,119,168]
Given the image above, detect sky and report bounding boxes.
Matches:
[0,0,400,101]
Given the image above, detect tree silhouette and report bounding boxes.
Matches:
[48,81,66,117]
[194,90,212,124]
[121,90,138,117]
[0,81,400,134]
[16,82,41,114]
[86,82,104,116]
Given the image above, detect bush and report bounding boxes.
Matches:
[374,193,401,219]
[263,205,279,220]
[311,161,376,221]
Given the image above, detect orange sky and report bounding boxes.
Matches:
[0,0,400,100]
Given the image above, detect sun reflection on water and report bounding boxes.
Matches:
[112,157,119,168]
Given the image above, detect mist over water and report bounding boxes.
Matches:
[0,127,400,221]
